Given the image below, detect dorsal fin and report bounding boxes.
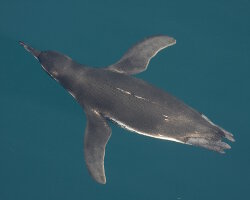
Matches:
[84,107,111,184]
[107,35,176,75]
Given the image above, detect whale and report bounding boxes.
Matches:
[20,35,235,184]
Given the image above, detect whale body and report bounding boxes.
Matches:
[20,35,234,184]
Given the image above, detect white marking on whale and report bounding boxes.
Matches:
[134,95,146,100]
[68,91,76,98]
[108,117,184,144]
[163,114,169,121]
[116,87,131,95]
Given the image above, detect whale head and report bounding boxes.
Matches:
[19,41,72,80]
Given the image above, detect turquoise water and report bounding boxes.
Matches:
[0,0,249,199]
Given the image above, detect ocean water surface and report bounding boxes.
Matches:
[0,0,249,199]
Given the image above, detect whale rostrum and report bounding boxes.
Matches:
[20,35,235,184]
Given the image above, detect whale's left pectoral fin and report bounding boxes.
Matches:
[84,108,111,184]
[107,35,176,75]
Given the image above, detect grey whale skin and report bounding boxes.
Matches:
[20,35,235,184]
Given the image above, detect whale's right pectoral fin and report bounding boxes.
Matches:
[84,108,111,184]
[107,35,176,75]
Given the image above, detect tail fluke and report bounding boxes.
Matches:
[186,123,234,153]
[186,137,232,154]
